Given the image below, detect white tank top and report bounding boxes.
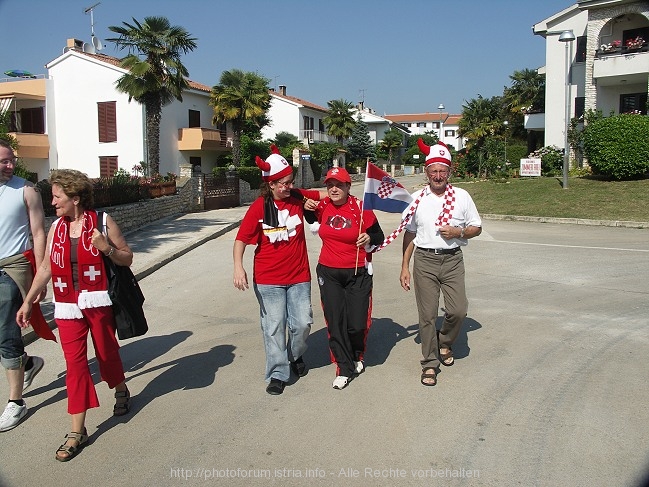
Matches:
[0,176,32,260]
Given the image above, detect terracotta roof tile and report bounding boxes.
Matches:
[385,113,462,123]
[270,90,328,113]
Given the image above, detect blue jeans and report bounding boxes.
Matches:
[253,282,312,382]
[0,271,27,370]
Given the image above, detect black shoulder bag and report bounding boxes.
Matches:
[97,211,149,340]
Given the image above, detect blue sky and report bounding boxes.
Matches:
[1,0,571,115]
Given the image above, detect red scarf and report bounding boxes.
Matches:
[51,211,111,319]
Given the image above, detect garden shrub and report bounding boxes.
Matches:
[529,145,563,176]
[582,114,649,179]
[233,166,263,189]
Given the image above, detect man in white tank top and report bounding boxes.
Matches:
[0,139,47,432]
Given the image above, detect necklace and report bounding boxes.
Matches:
[69,217,84,238]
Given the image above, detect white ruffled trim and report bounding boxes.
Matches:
[54,302,83,320]
[310,222,320,235]
[77,290,112,309]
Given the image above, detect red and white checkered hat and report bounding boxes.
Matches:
[417,138,452,167]
[255,145,293,182]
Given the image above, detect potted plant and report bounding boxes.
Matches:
[600,40,621,53]
[625,36,645,51]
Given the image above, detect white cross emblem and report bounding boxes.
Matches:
[84,266,101,281]
[54,277,67,292]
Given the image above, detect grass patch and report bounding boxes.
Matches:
[453,176,649,222]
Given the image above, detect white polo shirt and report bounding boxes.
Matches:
[404,185,482,250]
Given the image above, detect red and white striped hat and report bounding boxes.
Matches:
[255,144,293,182]
[417,138,452,167]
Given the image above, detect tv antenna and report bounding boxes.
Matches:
[84,2,103,51]
[359,88,366,103]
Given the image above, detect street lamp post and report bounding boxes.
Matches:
[437,103,445,143]
[503,120,508,173]
[559,30,575,189]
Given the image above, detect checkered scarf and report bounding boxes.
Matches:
[434,184,455,227]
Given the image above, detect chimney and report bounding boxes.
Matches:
[279,85,286,96]
[358,101,364,111]
[67,38,84,50]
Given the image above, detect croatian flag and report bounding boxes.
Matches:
[363,162,413,213]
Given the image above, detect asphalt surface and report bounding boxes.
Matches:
[3,175,649,487]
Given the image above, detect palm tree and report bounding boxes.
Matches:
[379,128,404,163]
[323,99,355,144]
[504,68,545,153]
[210,69,271,167]
[459,95,506,177]
[504,68,545,114]
[458,95,504,151]
[107,17,197,176]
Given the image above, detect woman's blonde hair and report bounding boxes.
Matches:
[49,169,94,209]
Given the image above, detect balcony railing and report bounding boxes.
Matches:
[178,127,229,151]
[595,44,648,58]
[299,130,335,144]
[593,47,649,80]
[10,132,49,159]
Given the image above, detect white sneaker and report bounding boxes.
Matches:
[0,402,28,432]
[332,376,349,390]
[354,361,365,375]
[23,356,45,392]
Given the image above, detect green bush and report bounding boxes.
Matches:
[582,114,649,179]
[529,145,563,176]
[233,166,263,190]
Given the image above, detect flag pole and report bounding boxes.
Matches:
[355,158,371,275]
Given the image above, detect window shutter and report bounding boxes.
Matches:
[98,102,117,143]
[99,156,118,178]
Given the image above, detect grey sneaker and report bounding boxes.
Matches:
[23,356,45,392]
[0,402,28,432]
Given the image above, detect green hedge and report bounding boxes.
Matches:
[583,114,649,179]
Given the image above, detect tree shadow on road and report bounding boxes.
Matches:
[91,342,236,440]
[23,330,195,430]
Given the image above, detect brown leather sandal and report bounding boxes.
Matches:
[55,428,88,462]
[421,367,437,386]
[440,348,454,366]
[113,388,130,416]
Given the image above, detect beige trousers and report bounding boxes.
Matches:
[413,248,467,369]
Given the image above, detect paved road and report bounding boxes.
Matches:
[2,208,649,486]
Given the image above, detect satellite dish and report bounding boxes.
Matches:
[82,42,96,54]
[92,35,103,51]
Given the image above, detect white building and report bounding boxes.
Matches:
[353,102,410,145]
[0,38,230,180]
[383,112,465,151]
[262,85,333,145]
[532,0,648,153]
